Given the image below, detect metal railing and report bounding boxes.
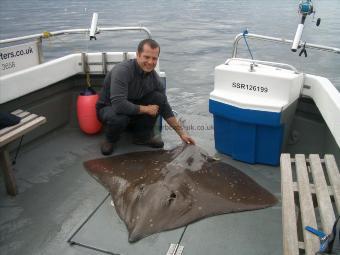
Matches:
[0,26,152,45]
[232,33,340,58]
[225,58,299,73]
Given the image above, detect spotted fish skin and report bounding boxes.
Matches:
[84,145,277,242]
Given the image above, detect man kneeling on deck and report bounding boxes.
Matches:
[96,39,195,155]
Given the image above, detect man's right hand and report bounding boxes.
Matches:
[139,105,159,117]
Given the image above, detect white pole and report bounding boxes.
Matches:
[291,24,304,52]
[89,13,98,40]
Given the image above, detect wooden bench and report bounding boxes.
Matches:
[281,153,340,255]
[0,110,46,196]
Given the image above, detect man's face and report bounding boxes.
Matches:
[136,44,160,73]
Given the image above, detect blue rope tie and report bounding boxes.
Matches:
[243,29,254,60]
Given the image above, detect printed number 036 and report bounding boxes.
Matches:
[2,61,15,70]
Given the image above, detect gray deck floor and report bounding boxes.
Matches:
[0,124,282,255]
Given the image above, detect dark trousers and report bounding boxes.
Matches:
[97,91,166,143]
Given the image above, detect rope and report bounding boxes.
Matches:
[41,23,92,87]
[12,135,24,165]
[66,194,118,255]
[84,29,92,88]
[41,30,86,54]
[42,31,52,38]
[242,29,254,60]
[86,71,91,87]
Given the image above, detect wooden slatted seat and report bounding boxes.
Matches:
[281,153,340,255]
[0,109,46,196]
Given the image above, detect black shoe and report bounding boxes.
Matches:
[101,141,114,155]
[133,136,164,148]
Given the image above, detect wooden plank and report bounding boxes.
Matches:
[298,241,305,250]
[324,154,340,214]
[0,113,37,137]
[293,183,334,196]
[16,111,31,118]
[0,111,46,196]
[295,154,319,255]
[280,153,299,255]
[0,147,17,195]
[292,182,299,192]
[309,154,335,234]
[11,109,23,115]
[0,116,46,147]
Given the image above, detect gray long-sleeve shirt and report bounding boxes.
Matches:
[96,59,174,119]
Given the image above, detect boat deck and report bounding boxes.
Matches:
[0,124,282,255]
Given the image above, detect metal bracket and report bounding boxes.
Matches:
[249,63,255,72]
[81,52,90,74]
[123,52,128,61]
[166,243,184,255]
[102,52,107,74]
[36,38,44,64]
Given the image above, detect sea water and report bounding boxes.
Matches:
[0,0,339,146]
